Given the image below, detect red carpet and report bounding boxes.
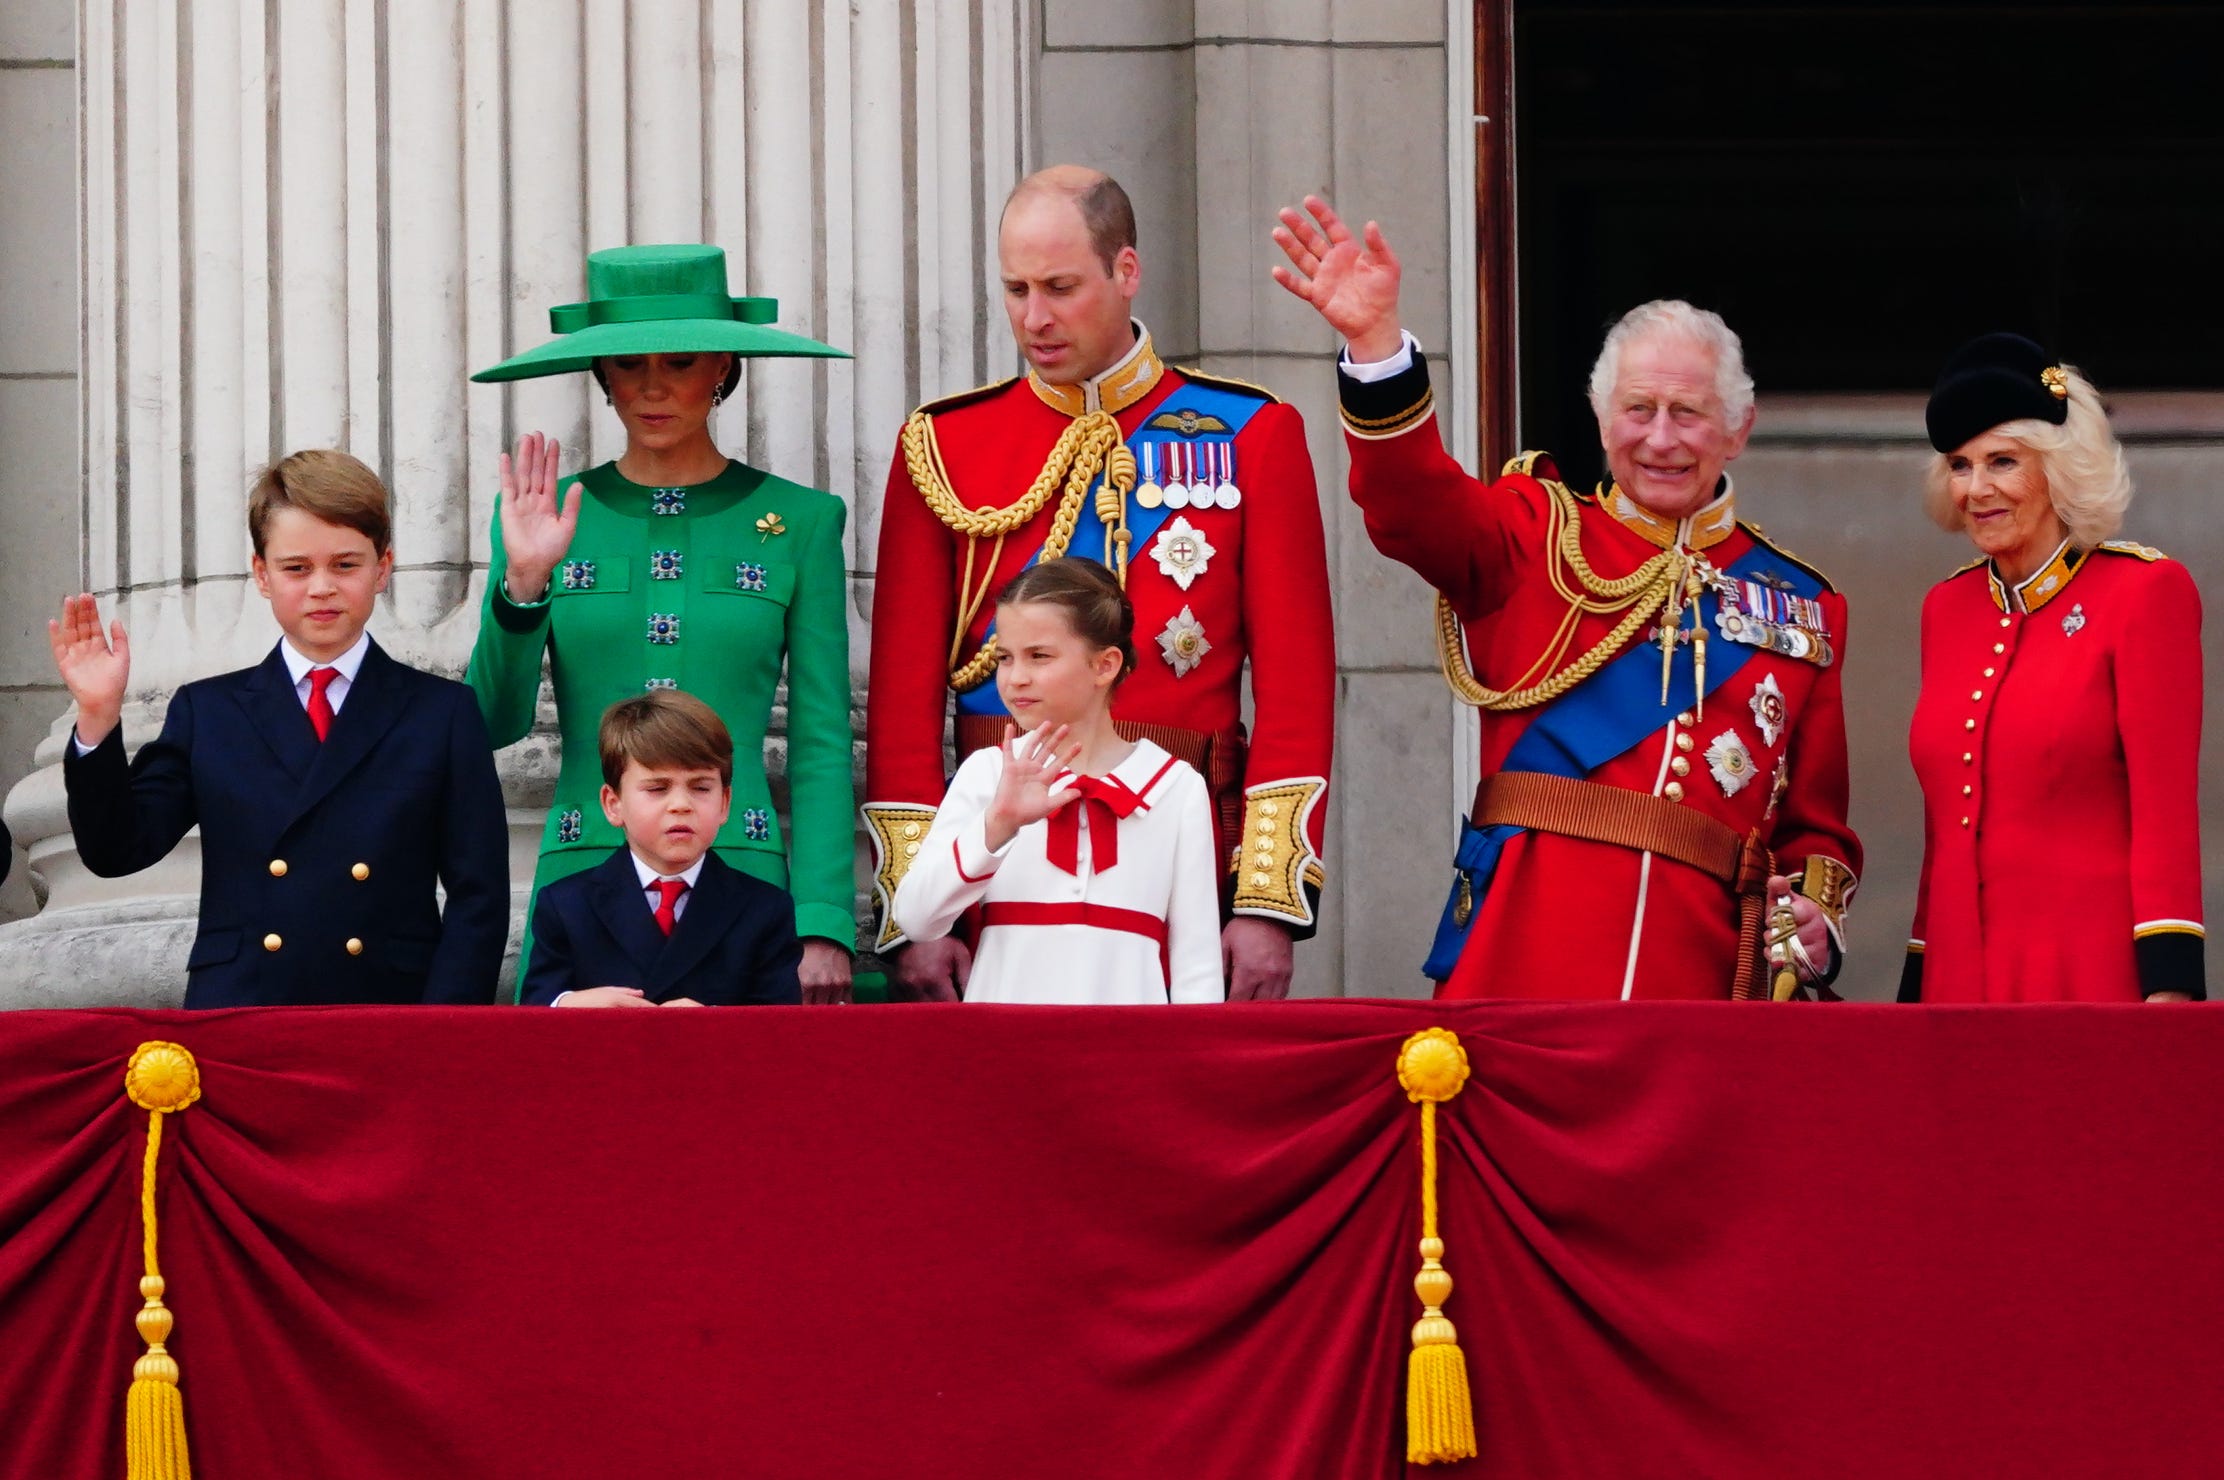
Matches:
[1,1002,2216,1478]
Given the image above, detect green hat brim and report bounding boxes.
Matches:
[470,319,850,383]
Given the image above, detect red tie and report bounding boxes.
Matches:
[1044,773,1149,876]
[306,667,339,742]
[652,878,688,936]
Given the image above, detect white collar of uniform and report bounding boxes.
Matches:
[280,630,372,686]
[630,852,708,893]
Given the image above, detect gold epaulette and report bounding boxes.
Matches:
[2098,539,2168,562]
[1497,449,1563,482]
[1173,366,1282,405]
[1738,521,1839,594]
[912,375,1021,419]
[1948,554,1988,579]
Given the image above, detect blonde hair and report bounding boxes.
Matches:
[1922,365,2130,546]
[247,449,393,556]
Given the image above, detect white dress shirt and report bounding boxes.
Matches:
[73,631,373,755]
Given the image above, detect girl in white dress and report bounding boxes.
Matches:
[891,558,1224,1003]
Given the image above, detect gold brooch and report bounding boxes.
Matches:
[2040,366,2069,400]
[755,511,787,543]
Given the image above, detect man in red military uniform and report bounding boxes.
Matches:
[1271,196,1859,1000]
[865,167,1336,1001]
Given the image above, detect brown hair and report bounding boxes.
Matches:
[995,557,1136,685]
[598,689,735,789]
[1003,168,1137,275]
[246,449,393,556]
[590,354,743,406]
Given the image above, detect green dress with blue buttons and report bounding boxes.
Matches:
[467,459,856,987]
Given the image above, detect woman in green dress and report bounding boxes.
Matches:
[468,244,856,1001]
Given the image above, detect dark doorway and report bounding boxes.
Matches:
[1511,1,2224,491]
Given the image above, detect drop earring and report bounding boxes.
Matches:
[711,387,725,410]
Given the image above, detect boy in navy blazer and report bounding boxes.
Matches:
[524,690,802,1007]
[52,449,509,1007]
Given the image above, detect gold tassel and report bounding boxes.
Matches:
[1397,1028,1477,1465]
[123,1042,201,1480]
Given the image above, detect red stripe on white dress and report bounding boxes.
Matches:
[979,902,1168,945]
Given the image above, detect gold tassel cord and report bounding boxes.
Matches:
[904,407,1132,693]
[123,1041,200,1480]
[1436,480,1680,712]
[1397,1028,1478,1465]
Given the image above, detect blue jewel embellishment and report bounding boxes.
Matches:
[646,613,681,645]
[650,488,687,516]
[560,559,596,591]
[743,807,772,842]
[650,549,683,581]
[736,562,768,593]
[644,677,677,691]
[556,807,583,844]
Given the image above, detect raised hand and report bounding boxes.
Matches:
[983,722,1083,852]
[1269,195,1406,362]
[48,593,130,748]
[496,431,577,602]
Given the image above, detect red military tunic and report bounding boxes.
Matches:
[1904,540,2206,1001]
[863,326,1336,949]
[1340,353,1861,1000]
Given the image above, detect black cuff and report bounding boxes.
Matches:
[1337,352,1434,440]
[1897,949,1925,1003]
[2135,932,2206,1000]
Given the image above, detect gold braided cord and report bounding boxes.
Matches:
[1436,480,1679,711]
[905,406,1132,692]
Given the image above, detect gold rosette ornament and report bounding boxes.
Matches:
[1396,1027,1477,1464]
[123,1041,201,1480]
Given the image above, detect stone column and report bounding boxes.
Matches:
[0,0,1032,1006]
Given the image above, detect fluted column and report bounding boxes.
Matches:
[0,0,1033,1006]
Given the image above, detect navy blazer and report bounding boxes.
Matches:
[64,638,510,1007]
[521,847,802,1006]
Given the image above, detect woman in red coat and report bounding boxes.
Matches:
[1903,333,2203,1002]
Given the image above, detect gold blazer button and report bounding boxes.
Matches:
[263,933,283,952]
[352,863,370,881]
[346,938,364,956]
[268,859,288,877]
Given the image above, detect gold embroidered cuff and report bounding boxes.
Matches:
[862,802,940,950]
[1339,387,1434,441]
[1230,778,1328,928]
[1792,854,1859,949]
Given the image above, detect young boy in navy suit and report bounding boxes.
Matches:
[51,449,510,1007]
[524,691,803,1007]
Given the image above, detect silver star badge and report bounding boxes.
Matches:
[1749,672,1787,748]
[1150,516,1216,591]
[2061,602,2086,637]
[1705,730,1756,797]
[1157,606,1211,677]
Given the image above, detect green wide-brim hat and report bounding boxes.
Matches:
[470,243,848,382]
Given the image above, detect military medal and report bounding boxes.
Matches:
[1157,605,1211,677]
[1151,515,1216,591]
[1161,443,1190,510]
[1210,442,1242,509]
[1710,570,1834,669]
[1705,730,1757,797]
[1135,442,1165,511]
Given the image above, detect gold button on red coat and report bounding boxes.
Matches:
[1664,781,1685,802]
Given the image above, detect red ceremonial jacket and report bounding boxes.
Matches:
[1904,541,2205,1002]
[1340,352,1861,1000]
[863,327,1335,950]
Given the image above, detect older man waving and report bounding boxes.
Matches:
[1272,196,1860,1001]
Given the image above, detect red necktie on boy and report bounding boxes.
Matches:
[652,878,688,936]
[306,667,339,741]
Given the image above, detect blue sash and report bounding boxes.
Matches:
[956,380,1267,715]
[1421,540,1825,979]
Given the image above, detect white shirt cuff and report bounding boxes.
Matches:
[71,732,98,757]
[954,815,1013,883]
[1339,330,1421,383]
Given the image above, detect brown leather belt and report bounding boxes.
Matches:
[1474,772,1775,999]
